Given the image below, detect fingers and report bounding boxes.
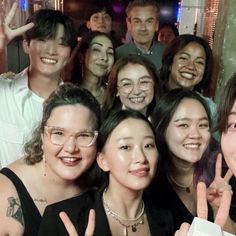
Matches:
[224,169,233,182]
[10,22,34,37]
[214,190,232,227]
[174,222,190,236]
[4,1,18,26]
[215,153,222,178]
[197,182,208,220]
[59,211,78,236]
[84,209,95,236]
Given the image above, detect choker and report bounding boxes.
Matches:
[168,174,193,193]
[102,189,145,236]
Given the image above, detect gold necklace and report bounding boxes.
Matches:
[103,189,145,236]
[168,174,193,193]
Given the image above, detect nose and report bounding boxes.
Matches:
[63,136,79,153]
[133,146,148,164]
[139,21,147,31]
[132,83,142,94]
[44,40,57,55]
[100,51,108,62]
[188,125,201,139]
[186,60,196,70]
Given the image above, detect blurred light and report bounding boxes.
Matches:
[112,3,125,14]
[19,0,27,11]
[160,7,171,16]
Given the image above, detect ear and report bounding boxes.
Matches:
[155,21,159,32]
[22,40,30,54]
[116,90,120,97]
[97,152,110,172]
[86,21,91,30]
[126,17,131,31]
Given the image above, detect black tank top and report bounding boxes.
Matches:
[0,168,41,236]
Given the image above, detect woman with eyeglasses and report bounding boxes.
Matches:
[0,83,101,235]
[102,55,163,121]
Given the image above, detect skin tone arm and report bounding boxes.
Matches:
[0,1,34,53]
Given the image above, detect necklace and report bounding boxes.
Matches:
[103,189,145,236]
[168,174,193,193]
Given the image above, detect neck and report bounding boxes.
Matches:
[134,40,152,53]
[168,159,194,192]
[28,68,61,99]
[104,186,143,219]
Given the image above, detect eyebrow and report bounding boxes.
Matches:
[178,52,206,60]
[173,117,209,122]
[116,135,155,141]
[91,42,113,50]
[229,111,236,116]
[119,75,153,81]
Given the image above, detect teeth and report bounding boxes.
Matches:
[184,144,200,149]
[61,157,78,163]
[130,97,144,103]
[41,58,57,64]
[181,73,194,79]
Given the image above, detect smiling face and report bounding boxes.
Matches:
[87,11,112,34]
[84,35,114,78]
[23,24,71,78]
[168,42,206,90]
[41,104,97,181]
[221,99,236,176]
[97,118,158,192]
[117,63,154,115]
[165,98,210,165]
[127,6,158,50]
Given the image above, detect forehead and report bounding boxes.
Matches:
[118,63,151,80]
[171,98,208,120]
[178,42,206,56]
[90,35,113,47]
[159,27,174,34]
[129,6,157,19]
[109,118,154,141]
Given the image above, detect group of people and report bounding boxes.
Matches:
[0,0,236,236]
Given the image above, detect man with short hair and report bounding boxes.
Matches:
[0,3,77,167]
[116,0,165,71]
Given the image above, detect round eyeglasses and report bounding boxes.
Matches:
[117,78,154,94]
[44,126,98,147]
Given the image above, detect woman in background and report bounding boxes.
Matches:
[69,31,115,105]
[102,55,163,121]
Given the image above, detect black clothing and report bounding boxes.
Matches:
[146,171,214,231]
[0,167,41,236]
[39,189,174,236]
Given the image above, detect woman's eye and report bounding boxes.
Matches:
[178,124,188,128]
[144,143,155,149]
[227,123,236,130]
[52,130,64,136]
[120,145,131,150]
[196,60,205,66]
[199,123,209,128]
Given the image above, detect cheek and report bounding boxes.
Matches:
[221,133,236,157]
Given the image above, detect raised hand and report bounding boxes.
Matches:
[0,2,34,52]
[207,153,233,221]
[59,209,95,236]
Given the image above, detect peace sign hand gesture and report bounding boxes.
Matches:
[59,209,95,236]
[0,2,34,52]
[207,153,233,222]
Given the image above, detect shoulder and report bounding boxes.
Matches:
[0,168,25,235]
